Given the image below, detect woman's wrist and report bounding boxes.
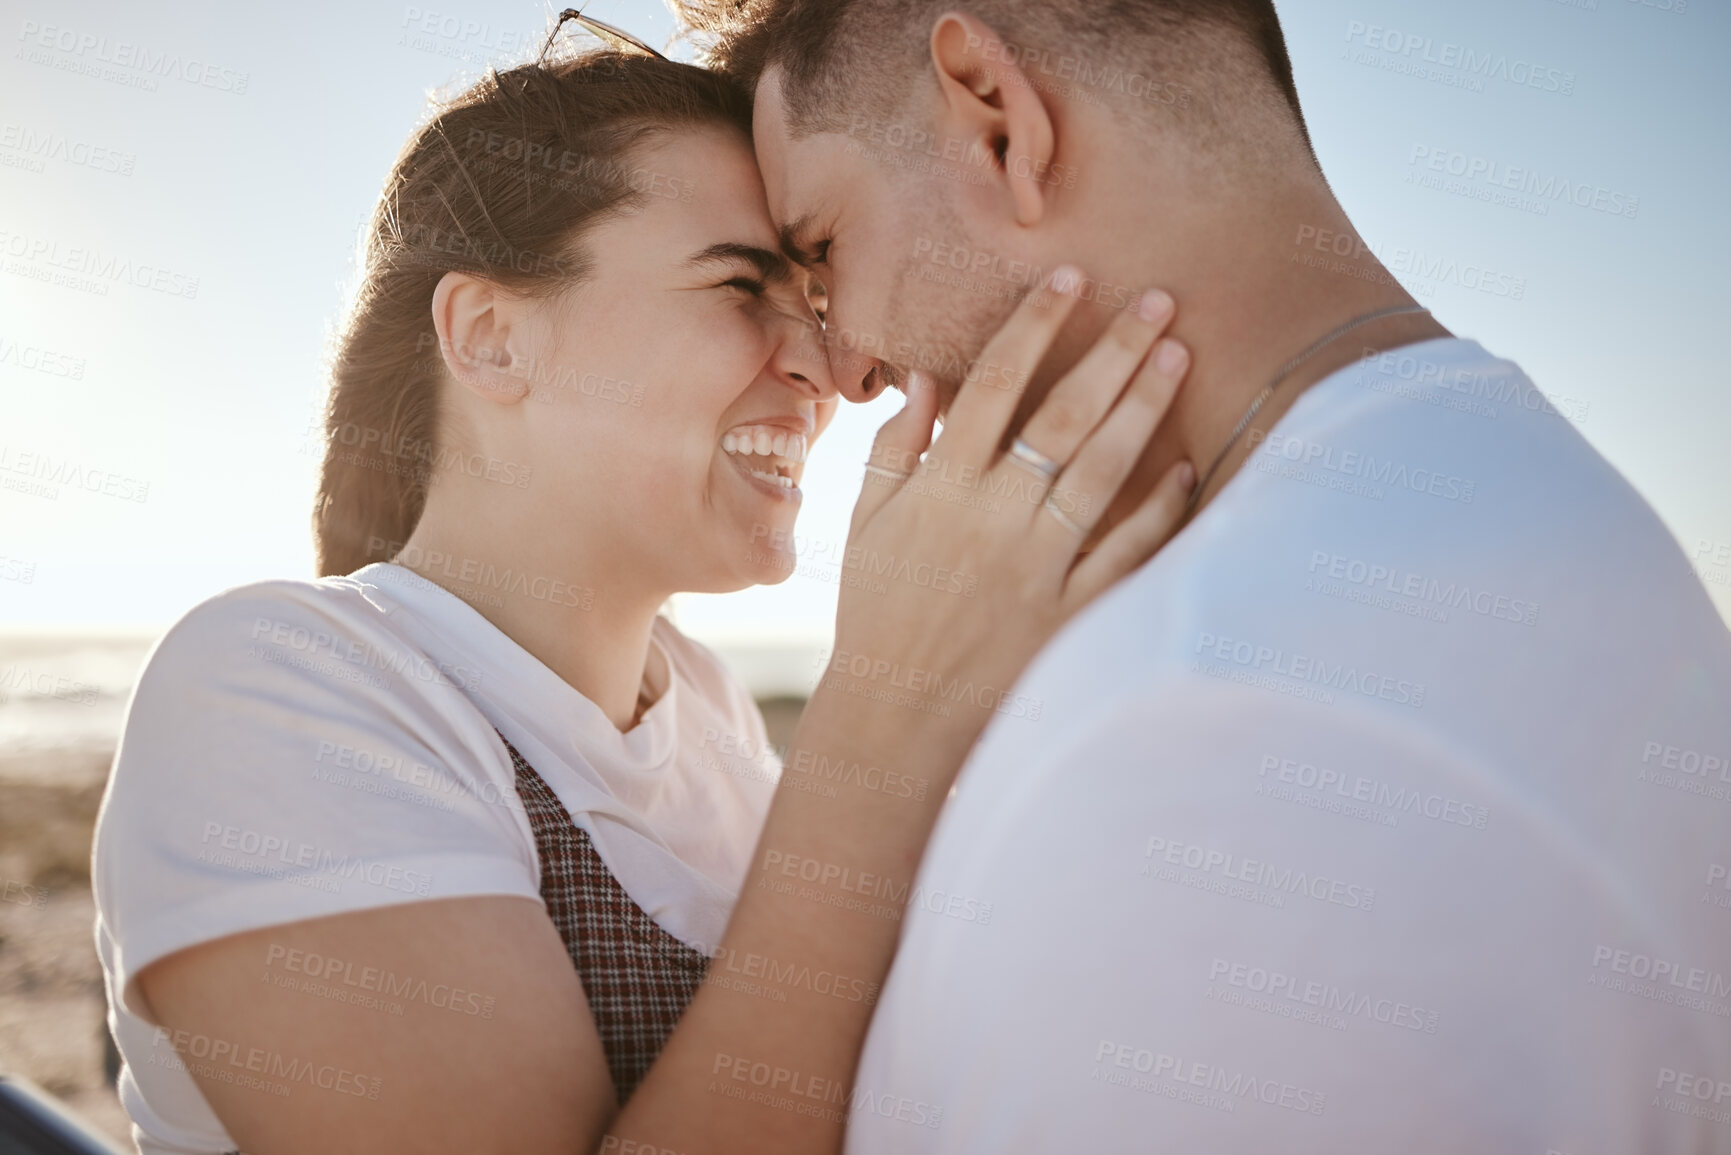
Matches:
[792,675,986,801]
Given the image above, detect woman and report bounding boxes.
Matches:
[91,36,1195,1155]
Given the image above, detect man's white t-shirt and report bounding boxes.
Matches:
[92,563,779,1155]
[848,339,1731,1153]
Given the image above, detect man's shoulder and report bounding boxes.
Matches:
[1023,338,1719,695]
[1295,337,1668,554]
[967,336,1731,805]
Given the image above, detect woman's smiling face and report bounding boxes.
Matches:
[505,125,839,595]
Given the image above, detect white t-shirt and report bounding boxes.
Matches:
[92,563,779,1155]
[848,339,1731,1153]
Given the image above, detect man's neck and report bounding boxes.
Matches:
[1067,163,1452,524]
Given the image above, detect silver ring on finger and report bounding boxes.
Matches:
[1042,497,1089,536]
[1006,437,1062,481]
[863,463,912,482]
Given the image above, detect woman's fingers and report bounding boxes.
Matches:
[1061,459,1194,613]
[1028,335,1190,568]
[850,369,939,533]
[930,266,1082,468]
[1002,289,1175,484]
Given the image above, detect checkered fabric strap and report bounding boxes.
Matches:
[500,735,710,1103]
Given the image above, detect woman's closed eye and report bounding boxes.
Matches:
[687,242,794,302]
[721,274,768,296]
[719,268,817,327]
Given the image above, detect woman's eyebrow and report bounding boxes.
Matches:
[686,242,793,283]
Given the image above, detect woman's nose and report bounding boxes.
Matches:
[768,316,839,400]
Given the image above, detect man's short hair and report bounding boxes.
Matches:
[675,0,1312,154]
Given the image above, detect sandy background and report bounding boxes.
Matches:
[0,630,147,1147]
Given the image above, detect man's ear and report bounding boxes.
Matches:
[429,271,532,403]
[930,11,1057,228]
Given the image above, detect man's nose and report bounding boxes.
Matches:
[811,319,891,404]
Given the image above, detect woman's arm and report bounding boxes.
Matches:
[140,275,1192,1154]
[140,897,611,1154]
[614,277,1193,1151]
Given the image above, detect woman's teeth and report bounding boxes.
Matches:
[750,468,795,489]
[722,425,807,491]
[721,426,807,462]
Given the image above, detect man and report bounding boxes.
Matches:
[685,1,1731,1149]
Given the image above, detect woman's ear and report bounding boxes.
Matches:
[430,271,532,403]
[929,10,1058,228]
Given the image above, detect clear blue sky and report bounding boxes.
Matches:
[2,0,1727,642]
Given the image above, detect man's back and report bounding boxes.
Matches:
[848,338,1731,1153]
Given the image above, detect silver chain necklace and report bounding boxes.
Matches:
[1185,303,1431,514]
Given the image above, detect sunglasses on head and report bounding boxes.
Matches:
[543,6,668,61]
